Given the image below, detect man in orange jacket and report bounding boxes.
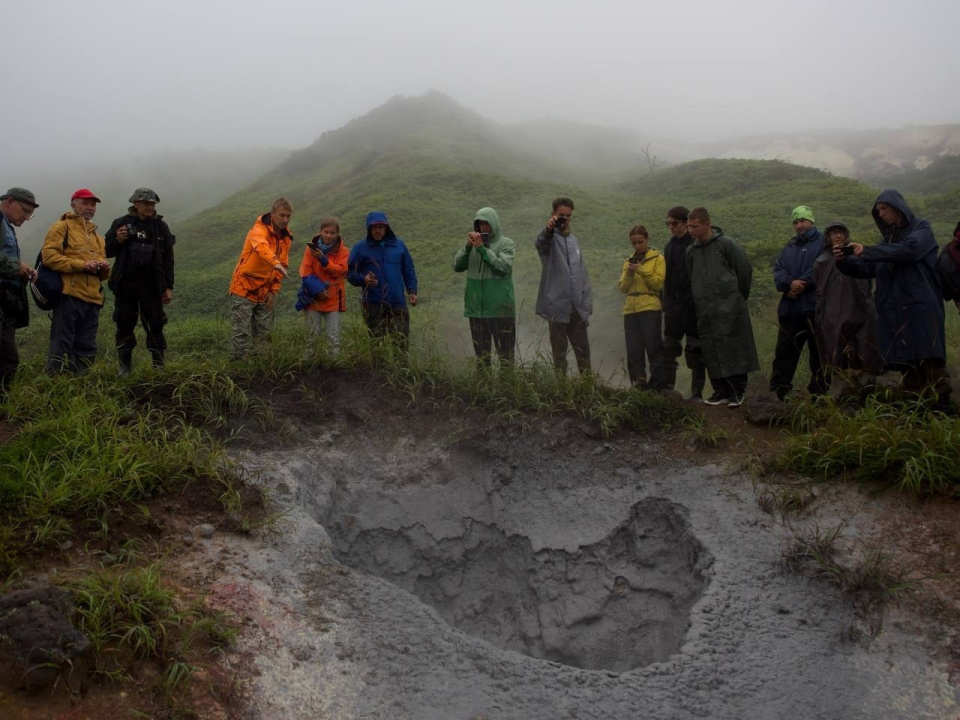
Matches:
[228,198,293,360]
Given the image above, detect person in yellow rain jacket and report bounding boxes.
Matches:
[618,224,667,390]
[228,198,293,360]
[41,188,111,374]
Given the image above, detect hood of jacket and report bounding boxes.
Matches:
[823,220,850,238]
[60,211,98,232]
[872,189,916,234]
[473,207,502,243]
[258,212,293,241]
[365,211,397,242]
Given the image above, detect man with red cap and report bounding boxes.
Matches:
[41,188,111,373]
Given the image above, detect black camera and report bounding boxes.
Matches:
[839,244,855,256]
[125,224,147,241]
[629,253,644,263]
[480,232,490,246]
[554,216,567,227]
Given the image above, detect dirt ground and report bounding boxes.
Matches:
[1,375,958,718]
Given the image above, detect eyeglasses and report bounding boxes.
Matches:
[665,220,684,227]
[16,201,36,218]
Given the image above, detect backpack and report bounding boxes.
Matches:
[31,226,68,311]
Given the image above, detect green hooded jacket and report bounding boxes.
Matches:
[452,207,516,318]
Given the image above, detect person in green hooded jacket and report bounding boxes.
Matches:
[452,207,516,364]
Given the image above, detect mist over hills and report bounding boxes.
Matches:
[166,92,958,372]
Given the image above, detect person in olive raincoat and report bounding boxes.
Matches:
[684,206,758,408]
[813,220,881,399]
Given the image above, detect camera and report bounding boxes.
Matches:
[629,253,642,263]
[480,232,490,246]
[839,244,855,256]
[554,216,567,227]
[125,224,147,241]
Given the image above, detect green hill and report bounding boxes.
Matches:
[165,92,957,375]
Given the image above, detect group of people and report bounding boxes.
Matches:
[613,194,956,409]
[1,185,957,410]
[0,186,174,388]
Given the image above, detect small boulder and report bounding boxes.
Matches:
[0,586,89,689]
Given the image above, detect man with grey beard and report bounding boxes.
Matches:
[0,188,39,391]
[41,188,111,374]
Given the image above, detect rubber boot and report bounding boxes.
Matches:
[118,349,133,377]
[149,349,164,369]
[690,366,706,401]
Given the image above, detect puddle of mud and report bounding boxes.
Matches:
[322,496,711,672]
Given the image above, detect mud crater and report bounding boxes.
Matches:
[323,497,712,672]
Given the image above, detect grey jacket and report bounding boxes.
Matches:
[535,228,593,323]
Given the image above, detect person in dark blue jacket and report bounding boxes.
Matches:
[347,211,418,350]
[769,205,828,400]
[835,189,950,406]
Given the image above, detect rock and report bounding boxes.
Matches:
[0,587,89,689]
[193,523,216,539]
[182,534,195,546]
[741,396,791,426]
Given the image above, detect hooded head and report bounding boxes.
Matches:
[823,220,850,247]
[872,189,915,233]
[473,207,501,243]
[365,211,396,243]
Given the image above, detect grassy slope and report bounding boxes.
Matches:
[163,92,958,382]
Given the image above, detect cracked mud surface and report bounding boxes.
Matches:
[191,377,958,719]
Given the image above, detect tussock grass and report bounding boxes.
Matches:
[776,393,960,497]
[781,522,920,635]
[70,561,236,695]
[0,362,255,573]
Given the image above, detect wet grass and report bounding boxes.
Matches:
[775,393,960,497]
[781,522,922,636]
[70,560,237,700]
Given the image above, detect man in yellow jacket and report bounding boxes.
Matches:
[228,198,293,360]
[41,188,110,374]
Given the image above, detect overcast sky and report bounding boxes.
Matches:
[6,0,959,173]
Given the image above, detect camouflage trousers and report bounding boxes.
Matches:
[230,295,274,360]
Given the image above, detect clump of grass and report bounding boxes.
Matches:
[781,522,920,635]
[756,482,818,521]
[776,395,960,496]
[325,338,694,437]
[70,561,237,697]
[680,414,729,448]
[0,365,265,573]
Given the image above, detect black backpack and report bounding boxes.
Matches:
[31,225,68,311]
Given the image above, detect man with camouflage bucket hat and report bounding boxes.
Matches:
[104,188,175,374]
[0,188,40,392]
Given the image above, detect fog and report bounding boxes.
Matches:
[6,0,959,177]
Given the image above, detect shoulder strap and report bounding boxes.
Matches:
[62,224,69,249]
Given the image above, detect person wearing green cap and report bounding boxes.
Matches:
[769,205,828,401]
[104,188,176,374]
[0,188,40,392]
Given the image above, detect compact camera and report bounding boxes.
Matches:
[125,224,147,241]
[839,244,855,256]
[480,232,491,246]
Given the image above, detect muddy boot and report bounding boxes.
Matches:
[689,367,706,402]
[118,349,133,377]
[149,349,164,369]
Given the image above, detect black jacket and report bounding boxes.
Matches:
[105,211,175,294]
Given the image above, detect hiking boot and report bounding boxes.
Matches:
[149,349,164,369]
[704,391,729,406]
[727,392,744,408]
